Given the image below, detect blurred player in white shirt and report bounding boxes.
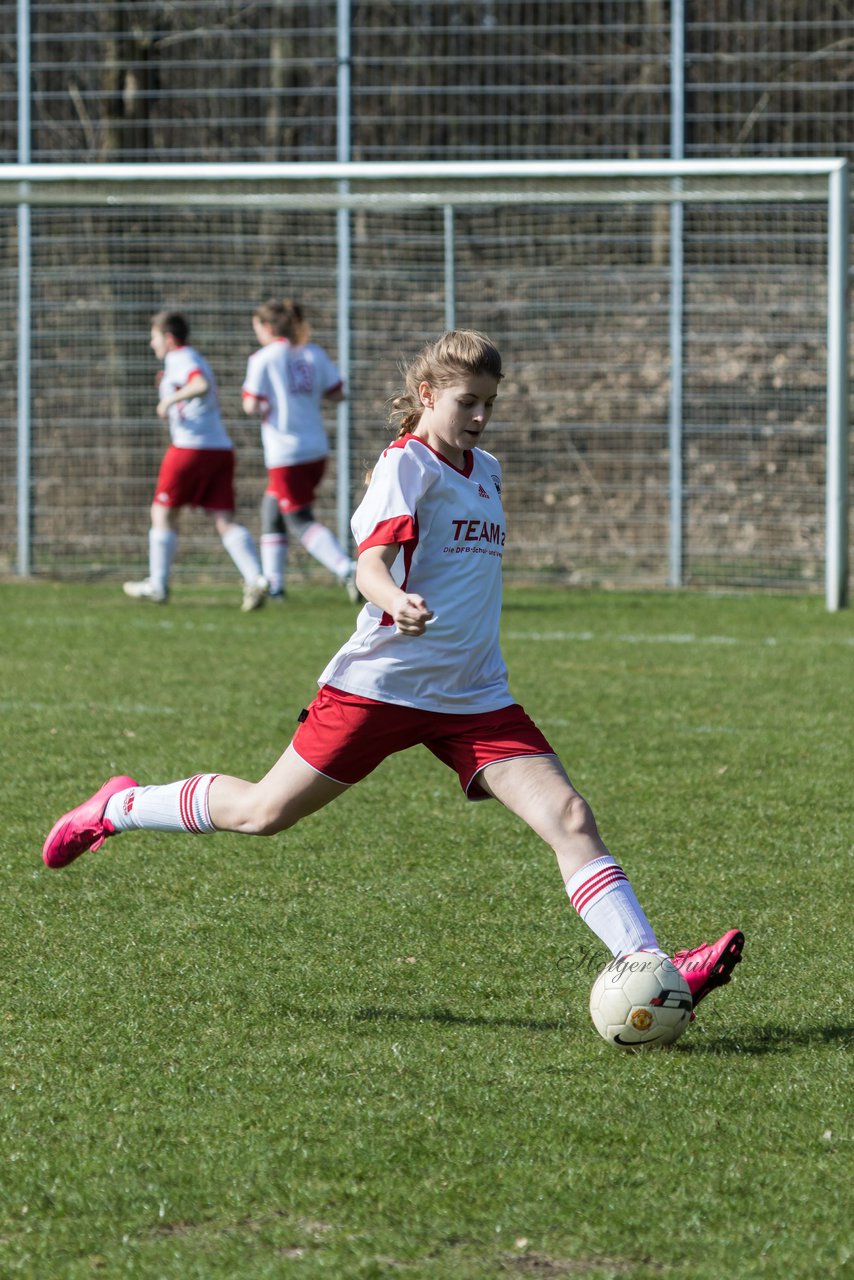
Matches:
[123,311,267,611]
[45,330,744,1020]
[242,298,358,601]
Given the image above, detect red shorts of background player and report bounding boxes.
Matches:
[292,684,556,799]
[153,446,236,511]
[266,459,327,513]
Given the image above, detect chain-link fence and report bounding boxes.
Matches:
[1,3,851,165]
[0,2,851,596]
[0,166,841,598]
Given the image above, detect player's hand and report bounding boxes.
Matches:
[156,400,169,419]
[393,594,434,636]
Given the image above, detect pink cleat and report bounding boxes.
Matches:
[42,776,138,869]
[672,929,744,1009]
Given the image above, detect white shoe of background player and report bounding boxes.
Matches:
[123,578,169,604]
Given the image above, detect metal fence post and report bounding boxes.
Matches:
[826,160,850,611]
[336,0,352,550]
[668,0,685,589]
[444,204,456,331]
[16,0,31,578]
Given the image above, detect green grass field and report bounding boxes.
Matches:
[1,581,851,1279]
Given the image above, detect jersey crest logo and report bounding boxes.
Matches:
[490,474,502,495]
[477,483,491,500]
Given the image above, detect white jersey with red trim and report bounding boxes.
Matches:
[161,345,233,450]
[242,340,342,467]
[317,433,511,713]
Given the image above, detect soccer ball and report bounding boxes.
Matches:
[589,952,692,1049]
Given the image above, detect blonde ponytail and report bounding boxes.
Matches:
[253,298,311,345]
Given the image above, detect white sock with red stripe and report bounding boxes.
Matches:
[565,854,665,959]
[221,524,263,586]
[260,532,288,594]
[104,775,219,835]
[299,521,353,580]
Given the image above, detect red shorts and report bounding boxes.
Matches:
[292,685,556,799]
[153,447,236,511]
[266,459,327,513]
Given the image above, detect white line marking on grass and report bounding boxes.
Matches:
[504,630,739,645]
[15,616,224,634]
[0,700,176,715]
[504,630,852,648]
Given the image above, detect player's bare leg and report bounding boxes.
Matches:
[43,745,349,868]
[152,502,178,532]
[477,753,608,881]
[478,754,743,1001]
[208,743,349,834]
[478,753,662,959]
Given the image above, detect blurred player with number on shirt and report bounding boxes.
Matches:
[242,298,359,602]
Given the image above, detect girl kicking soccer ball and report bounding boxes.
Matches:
[43,330,743,1015]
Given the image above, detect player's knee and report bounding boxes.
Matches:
[214,513,238,536]
[561,792,599,841]
[284,507,314,540]
[243,788,300,837]
[251,813,288,837]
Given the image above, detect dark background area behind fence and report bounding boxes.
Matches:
[2,3,851,165]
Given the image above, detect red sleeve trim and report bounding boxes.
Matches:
[242,388,269,402]
[358,515,417,554]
